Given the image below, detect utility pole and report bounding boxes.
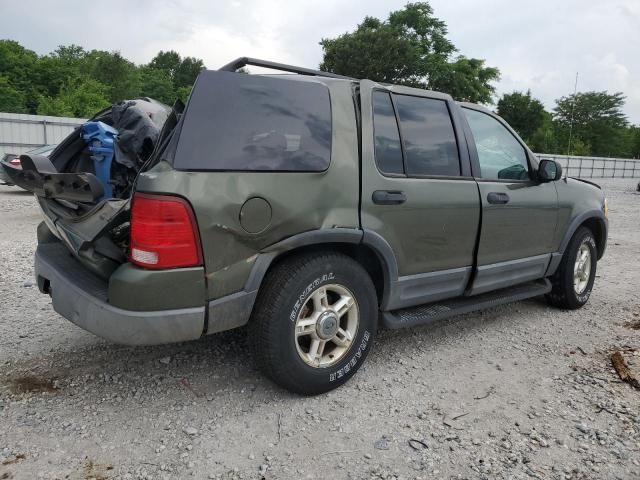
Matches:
[567,72,579,156]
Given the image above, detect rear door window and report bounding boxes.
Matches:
[393,95,460,177]
[372,91,404,175]
[174,71,332,171]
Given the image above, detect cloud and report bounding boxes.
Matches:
[1,0,638,122]
[430,0,640,122]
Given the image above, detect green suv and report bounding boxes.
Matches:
[7,58,608,395]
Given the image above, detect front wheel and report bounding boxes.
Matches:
[249,252,377,395]
[546,226,598,309]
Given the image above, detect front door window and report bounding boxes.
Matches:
[464,108,529,181]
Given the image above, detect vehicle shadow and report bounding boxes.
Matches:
[4,325,286,402]
[4,297,551,403]
[0,188,32,196]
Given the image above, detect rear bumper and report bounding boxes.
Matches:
[35,243,205,345]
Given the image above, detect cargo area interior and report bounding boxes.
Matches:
[8,98,183,278]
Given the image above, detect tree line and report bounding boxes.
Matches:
[319,3,639,158]
[0,40,203,117]
[1,2,638,158]
[496,90,639,158]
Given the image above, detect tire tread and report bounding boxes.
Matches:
[546,226,596,310]
[249,252,376,394]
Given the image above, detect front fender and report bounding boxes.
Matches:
[558,210,607,258]
[546,208,607,277]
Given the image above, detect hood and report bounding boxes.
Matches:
[567,177,601,190]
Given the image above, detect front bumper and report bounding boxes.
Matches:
[35,242,205,345]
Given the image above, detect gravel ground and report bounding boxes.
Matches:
[0,179,639,480]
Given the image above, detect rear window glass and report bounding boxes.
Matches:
[174,71,332,171]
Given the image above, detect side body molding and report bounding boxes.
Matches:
[244,228,364,292]
[243,228,471,314]
[208,228,366,335]
[361,229,399,310]
[242,228,400,313]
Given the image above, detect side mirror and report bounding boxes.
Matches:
[537,159,562,182]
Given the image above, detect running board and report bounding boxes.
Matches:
[381,279,551,329]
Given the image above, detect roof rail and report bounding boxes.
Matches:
[218,57,355,80]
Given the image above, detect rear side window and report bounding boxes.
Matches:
[373,91,404,175]
[393,95,460,176]
[174,71,331,171]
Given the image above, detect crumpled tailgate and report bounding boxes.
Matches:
[37,194,129,278]
[3,153,104,203]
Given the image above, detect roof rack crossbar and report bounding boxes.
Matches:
[218,57,354,80]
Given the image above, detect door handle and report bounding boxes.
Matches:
[372,190,406,205]
[487,192,510,204]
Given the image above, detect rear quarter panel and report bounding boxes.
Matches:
[136,81,360,300]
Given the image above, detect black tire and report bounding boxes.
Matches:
[249,252,377,395]
[546,226,597,309]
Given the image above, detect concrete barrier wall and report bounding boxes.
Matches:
[0,112,85,157]
[536,153,640,178]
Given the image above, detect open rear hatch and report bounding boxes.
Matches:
[6,98,183,278]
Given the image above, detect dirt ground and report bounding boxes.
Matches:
[0,179,638,480]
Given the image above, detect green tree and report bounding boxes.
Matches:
[0,41,208,117]
[630,126,640,159]
[430,57,499,105]
[33,45,88,101]
[85,50,141,103]
[36,95,74,117]
[528,113,558,154]
[148,50,182,78]
[38,78,109,117]
[497,90,546,141]
[554,91,628,157]
[320,2,499,103]
[0,40,38,87]
[0,40,39,111]
[0,76,26,112]
[567,138,591,156]
[175,85,192,103]
[148,50,205,90]
[174,56,205,89]
[139,66,176,104]
[64,78,110,117]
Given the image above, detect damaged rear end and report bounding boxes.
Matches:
[6,98,180,278]
[16,98,207,345]
[21,65,357,347]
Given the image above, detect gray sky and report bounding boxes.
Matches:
[2,0,639,123]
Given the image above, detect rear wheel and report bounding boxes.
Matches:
[249,252,377,395]
[546,226,597,309]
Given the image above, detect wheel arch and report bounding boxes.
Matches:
[559,210,607,260]
[581,217,607,259]
[244,228,398,308]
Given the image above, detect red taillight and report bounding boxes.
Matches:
[129,193,203,269]
[8,157,21,166]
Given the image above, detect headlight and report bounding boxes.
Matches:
[603,197,609,219]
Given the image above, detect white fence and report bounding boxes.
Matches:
[0,112,85,158]
[1,111,639,179]
[536,153,640,179]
